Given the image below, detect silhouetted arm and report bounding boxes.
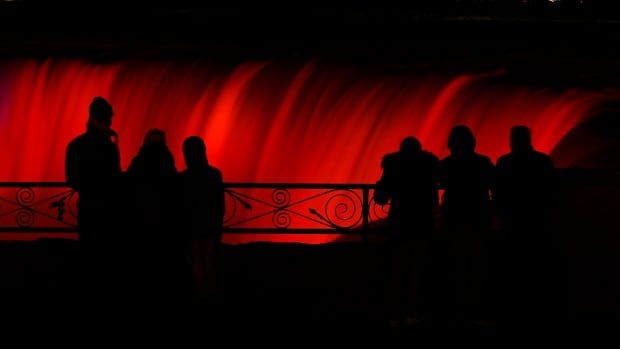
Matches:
[374,155,393,205]
[217,170,225,220]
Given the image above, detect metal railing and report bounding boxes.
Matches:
[0,182,390,237]
[1,169,616,236]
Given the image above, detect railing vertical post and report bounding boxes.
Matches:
[362,186,369,244]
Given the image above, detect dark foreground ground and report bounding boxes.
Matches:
[0,235,618,341]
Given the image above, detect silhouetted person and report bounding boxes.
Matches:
[125,129,183,304]
[375,137,439,326]
[495,126,556,326]
[180,136,225,301]
[65,96,122,301]
[496,126,555,232]
[438,125,494,323]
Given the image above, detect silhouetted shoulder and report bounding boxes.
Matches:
[207,165,222,176]
[205,166,223,184]
[422,151,439,164]
[65,134,86,163]
[381,152,400,169]
[534,150,554,166]
[67,133,87,148]
[212,167,223,180]
[476,153,493,165]
[438,155,449,164]
[496,153,510,167]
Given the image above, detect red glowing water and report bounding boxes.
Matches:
[0,59,614,243]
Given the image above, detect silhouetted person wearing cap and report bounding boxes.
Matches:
[496,126,556,326]
[180,136,225,302]
[438,125,494,323]
[126,129,183,304]
[65,96,122,302]
[375,137,439,327]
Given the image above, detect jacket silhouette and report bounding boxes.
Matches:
[496,126,555,231]
[125,129,184,302]
[65,96,122,304]
[437,125,494,321]
[376,137,439,240]
[495,126,557,325]
[65,97,121,248]
[180,136,225,299]
[375,137,438,325]
[439,125,495,232]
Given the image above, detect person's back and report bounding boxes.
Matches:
[375,137,438,326]
[180,136,225,300]
[496,126,555,231]
[495,126,557,326]
[181,165,224,239]
[440,154,494,223]
[439,126,494,231]
[125,129,182,302]
[378,137,439,240]
[66,132,121,192]
[126,129,177,234]
[437,125,494,323]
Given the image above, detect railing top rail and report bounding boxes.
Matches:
[0,182,71,187]
[0,182,377,189]
[1,168,618,188]
[225,182,374,189]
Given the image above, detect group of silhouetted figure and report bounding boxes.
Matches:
[375,124,555,327]
[66,97,224,308]
[66,96,557,325]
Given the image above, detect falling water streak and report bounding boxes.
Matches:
[0,58,616,243]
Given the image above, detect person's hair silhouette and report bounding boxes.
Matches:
[400,136,422,154]
[143,128,166,145]
[126,129,176,177]
[183,135,208,169]
[448,125,476,155]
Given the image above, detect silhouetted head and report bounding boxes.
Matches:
[88,96,114,128]
[448,125,476,155]
[400,137,422,155]
[143,129,166,145]
[510,125,533,153]
[183,136,208,169]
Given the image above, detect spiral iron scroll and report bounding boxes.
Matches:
[322,189,363,229]
[271,188,291,207]
[15,187,36,227]
[272,210,291,229]
[16,187,35,206]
